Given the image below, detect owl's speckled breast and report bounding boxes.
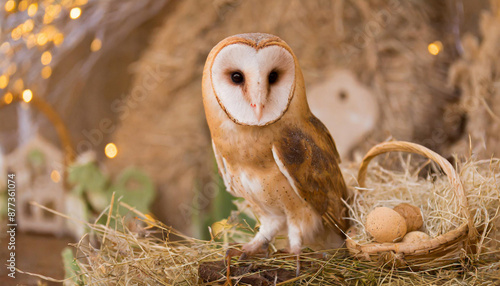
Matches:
[214,123,277,168]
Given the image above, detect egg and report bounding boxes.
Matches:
[402,231,431,243]
[393,203,423,232]
[366,207,407,243]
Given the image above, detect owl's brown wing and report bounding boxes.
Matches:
[272,115,349,233]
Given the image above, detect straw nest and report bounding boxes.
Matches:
[344,141,498,267]
[57,149,500,285]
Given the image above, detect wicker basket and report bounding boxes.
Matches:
[345,141,479,265]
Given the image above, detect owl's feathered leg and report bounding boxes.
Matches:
[241,215,285,257]
[224,216,285,284]
[288,223,303,277]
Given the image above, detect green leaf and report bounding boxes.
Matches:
[110,167,155,216]
[68,162,108,194]
[62,247,84,285]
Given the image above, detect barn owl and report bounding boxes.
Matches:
[202,33,349,272]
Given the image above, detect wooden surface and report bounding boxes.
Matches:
[0,232,72,285]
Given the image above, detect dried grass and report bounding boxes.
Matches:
[57,156,500,285]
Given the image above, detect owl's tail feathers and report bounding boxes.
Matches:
[321,214,347,249]
[322,186,351,236]
[323,211,349,236]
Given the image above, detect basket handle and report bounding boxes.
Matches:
[357,141,478,241]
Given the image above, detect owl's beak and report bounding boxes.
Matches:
[253,83,266,121]
[254,104,263,121]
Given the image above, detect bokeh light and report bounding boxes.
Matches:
[26,34,37,48]
[41,51,52,65]
[4,0,15,12]
[11,27,22,40]
[22,89,33,103]
[70,7,82,19]
[105,143,118,159]
[37,33,49,46]
[0,75,8,89]
[90,38,102,52]
[0,42,10,53]
[22,19,34,33]
[50,170,61,183]
[13,78,24,92]
[41,66,52,79]
[7,64,17,75]
[53,33,64,46]
[428,41,443,56]
[4,92,13,104]
[27,3,38,17]
[18,0,28,11]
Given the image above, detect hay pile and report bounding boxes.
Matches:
[448,0,500,158]
[59,156,499,285]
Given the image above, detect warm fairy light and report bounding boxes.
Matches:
[428,44,439,55]
[5,0,15,12]
[44,14,54,24]
[53,33,64,46]
[4,92,13,104]
[27,3,38,16]
[22,19,34,33]
[41,66,52,79]
[104,143,118,159]
[26,34,36,48]
[0,42,10,53]
[8,64,16,75]
[37,33,49,46]
[22,89,33,103]
[11,27,22,41]
[0,75,8,89]
[13,79,24,92]
[41,51,52,65]
[70,7,82,19]
[50,170,61,183]
[44,4,62,24]
[90,38,102,52]
[18,0,28,11]
[428,41,443,56]
[41,25,58,38]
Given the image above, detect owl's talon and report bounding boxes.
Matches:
[264,250,270,259]
[261,240,270,258]
[225,248,244,265]
[238,252,248,261]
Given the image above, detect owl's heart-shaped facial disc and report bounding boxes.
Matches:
[211,43,295,126]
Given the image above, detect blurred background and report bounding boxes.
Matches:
[1,0,500,284]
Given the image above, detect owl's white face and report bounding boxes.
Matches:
[211,43,295,126]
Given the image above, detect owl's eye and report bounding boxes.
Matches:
[231,72,244,84]
[268,71,278,84]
